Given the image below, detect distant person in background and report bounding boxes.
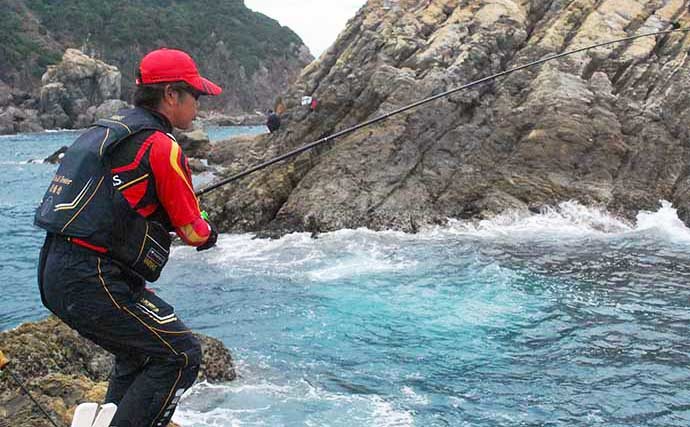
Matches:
[274,96,286,116]
[266,109,281,133]
[310,97,319,112]
[35,48,221,427]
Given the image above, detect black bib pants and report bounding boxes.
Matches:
[38,234,201,427]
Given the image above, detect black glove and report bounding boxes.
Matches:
[196,220,218,251]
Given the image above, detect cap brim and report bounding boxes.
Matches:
[189,76,222,96]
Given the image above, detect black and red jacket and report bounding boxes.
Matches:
[109,110,205,237]
[35,107,210,259]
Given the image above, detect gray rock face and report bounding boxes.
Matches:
[175,129,211,159]
[195,110,265,126]
[202,41,313,114]
[40,49,123,129]
[0,80,12,107]
[202,0,690,234]
[75,99,132,129]
[0,106,43,135]
[0,79,44,134]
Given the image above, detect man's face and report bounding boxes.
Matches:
[170,89,199,130]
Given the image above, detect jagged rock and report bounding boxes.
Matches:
[44,146,68,164]
[39,106,71,130]
[196,111,265,126]
[0,111,13,135]
[75,99,132,129]
[93,99,130,121]
[16,109,43,133]
[0,109,18,135]
[187,158,209,173]
[201,39,312,114]
[207,133,268,166]
[0,80,12,107]
[0,106,44,135]
[201,0,690,234]
[175,128,211,159]
[0,316,235,427]
[39,49,122,129]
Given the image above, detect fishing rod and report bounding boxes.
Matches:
[195,26,690,197]
[0,350,63,427]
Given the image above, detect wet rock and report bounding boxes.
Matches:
[0,316,236,427]
[196,111,265,126]
[187,158,210,173]
[202,0,690,235]
[207,133,269,166]
[196,334,237,382]
[175,128,211,159]
[39,107,71,130]
[44,146,69,164]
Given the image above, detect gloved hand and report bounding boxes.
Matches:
[196,219,218,252]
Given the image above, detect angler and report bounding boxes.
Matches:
[34,48,221,426]
[24,25,689,427]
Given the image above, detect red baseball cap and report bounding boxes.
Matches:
[137,48,222,96]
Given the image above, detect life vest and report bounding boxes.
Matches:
[35,108,173,282]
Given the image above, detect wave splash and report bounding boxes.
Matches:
[170,200,690,283]
[434,200,690,241]
[173,379,414,427]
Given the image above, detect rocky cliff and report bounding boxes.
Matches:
[40,49,129,129]
[1,0,312,116]
[0,49,129,133]
[0,317,236,427]
[202,0,690,234]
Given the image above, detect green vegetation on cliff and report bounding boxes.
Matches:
[0,2,60,81]
[0,0,306,104]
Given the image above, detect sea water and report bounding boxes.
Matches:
[1,129,689,426]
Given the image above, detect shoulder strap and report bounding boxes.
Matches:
[94,108,169,158]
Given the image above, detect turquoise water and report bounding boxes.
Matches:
[2,130,690,426]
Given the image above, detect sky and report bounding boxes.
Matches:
[244,0,368,58]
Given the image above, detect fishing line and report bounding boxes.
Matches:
[0,351,63,427]
[196,26,690,197]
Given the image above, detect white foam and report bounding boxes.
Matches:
[173,407,243,427]
[369,396,414,426]
[401,386,430,406]
[173,377,414,427]
[168,200,690,284]
[170,230,415,282]
[429,200,633,238]
[633,200,690,241]
[305,251,411,281]
[0,159,48,165]
[44,128,77,133]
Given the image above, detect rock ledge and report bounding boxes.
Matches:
[0,316,235,427]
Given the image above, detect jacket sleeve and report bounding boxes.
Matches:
[148,132,211,246]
